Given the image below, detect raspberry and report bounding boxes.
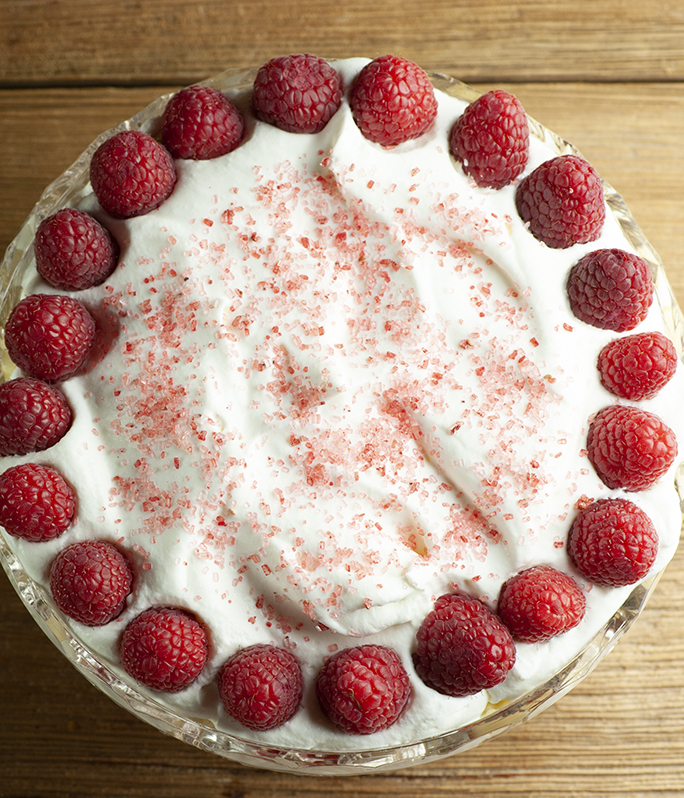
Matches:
[316,645,411,735]
[0,378,72,456]
[0,463,75,542]
[497,565,586,643]
[598,331,677,401]
[50,540,133,626]
[449,89,530,189]
[413,593,515,697]
[161,85,244,159]
[587,404,678,492]
[217,644,303,731]
[252,54,342,135]
[568,498,658,587]
[120,607,209,693]
[567,249,654,332]
[515,154,605,249]
[350,55,438,147]
[90,130,176,219]
[5,293,96,382]
[34,208,119,290]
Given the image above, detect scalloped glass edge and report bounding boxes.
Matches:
[1,65,683,776]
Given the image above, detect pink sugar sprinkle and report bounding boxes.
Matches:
[90,146,580,619]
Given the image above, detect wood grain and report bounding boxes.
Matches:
[2,1,684,795]
[1,0,684,86]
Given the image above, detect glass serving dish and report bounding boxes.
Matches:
[1,66,683,776]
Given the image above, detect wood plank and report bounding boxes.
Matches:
[1,0,684,86]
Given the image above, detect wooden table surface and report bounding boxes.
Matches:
[2,1,684,796]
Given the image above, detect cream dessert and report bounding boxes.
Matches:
[1,55,683,759]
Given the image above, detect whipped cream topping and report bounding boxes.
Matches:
[3,58,684,752]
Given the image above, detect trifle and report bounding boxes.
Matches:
[1,55,683,773]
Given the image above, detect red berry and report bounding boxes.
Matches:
[413,593,515,697]
[497,565,586,643]
[567,249,654,332]
[350,55,438,147]
[515,154,605,249]
[35,208,119,290]
[252,54,342,135]
[161,85,244,159]
[449,89,530,189]
[90,130,176,219]
[598,331,677,401]
[587,404,678,492]
[568,498,658,587]
[0,463,75,542]
[316,645,411,735]
[50,540,133,626]
[120,607,208,693]
[0,377,72,456]
[5,293,96,382]
[217,644,303,731]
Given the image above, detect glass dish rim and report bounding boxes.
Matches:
[1,63,682,775]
